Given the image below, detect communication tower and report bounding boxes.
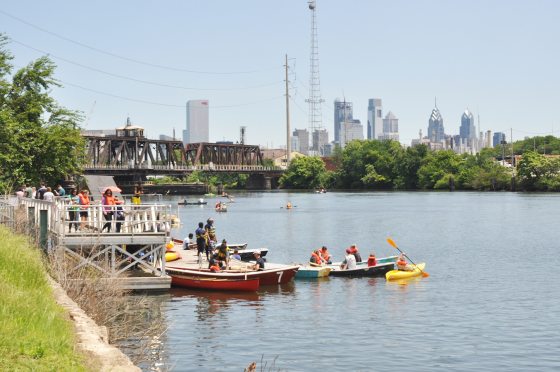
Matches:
[306,0,324,153]
[240,126,246,145]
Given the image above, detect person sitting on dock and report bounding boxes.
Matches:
[252,251,265,271]
[232,249,241,261]
[340,248,357,270]
[309,249,324,266]
[348,244,362,263]
[367,253,377,267]
[320,246,332,264]
[215,239,230,269]
[396,254,411,271]
[183,233,195,250]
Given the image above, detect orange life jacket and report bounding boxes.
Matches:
[367,256,377,267]
[210,265,221,272]
[397,259,407,268]
[78,193,90,206]
[311,252,322,264]
[320,250,330,261]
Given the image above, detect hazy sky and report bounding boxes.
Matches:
[2,1,559,147]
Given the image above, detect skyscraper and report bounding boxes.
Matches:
[184,100,209,144]
[427,104,445,142]
[293,128,310,155]
[459,109,476,141]
[367,98,383,140]
[378,111,399,141]
[312,128,329,155]
[334,99,353,143]
[340,120,364,148]
[493,132,506,147]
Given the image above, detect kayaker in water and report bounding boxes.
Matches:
[396,254,412,271]
[340,248,357,270]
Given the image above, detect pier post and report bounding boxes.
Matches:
[39,210,48,250]
[28,206,35,240]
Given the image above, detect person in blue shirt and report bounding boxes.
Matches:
[195,222,207,262]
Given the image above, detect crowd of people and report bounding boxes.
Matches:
[308,244,410,271]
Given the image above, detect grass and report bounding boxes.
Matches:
[0,226,87,371]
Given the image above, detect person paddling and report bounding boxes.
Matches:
[396,254,411,271]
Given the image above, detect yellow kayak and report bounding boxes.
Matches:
[385,263,426,281]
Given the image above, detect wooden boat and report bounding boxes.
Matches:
[385,263,426,281]
[166,263,299,286]
[295,265,332,279]
[329,262,394,277]
[170,273,260,292]
[178,200,207,205]
[165,251,181,262]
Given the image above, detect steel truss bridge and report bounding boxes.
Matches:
[83,136,284,188]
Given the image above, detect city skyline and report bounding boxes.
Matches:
[2,1,560,147]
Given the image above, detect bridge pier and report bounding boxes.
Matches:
[247,174,278,190]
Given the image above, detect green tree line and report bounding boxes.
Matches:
[280,139,560,192]
[0,35,84,193]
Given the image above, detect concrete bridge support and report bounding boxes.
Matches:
[247,174,279,190]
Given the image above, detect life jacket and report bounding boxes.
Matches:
[310,252,322,264]
[320,250,330,261]
[196,228,206,240]
[397,259,407,269]
[78,193,90,208]
[216,246,228,260]
[210,265,221,272]
[367,256,377,267]
[207,224,216,240]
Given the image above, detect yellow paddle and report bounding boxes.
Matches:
[386,237,429,277]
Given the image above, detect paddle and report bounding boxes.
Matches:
[386,238,429,277]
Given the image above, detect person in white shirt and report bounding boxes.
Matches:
[183,233,194,250]
[42,187,55,202]
[340,248,357,270]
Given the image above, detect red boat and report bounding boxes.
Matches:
[170,273,260,292]
[166,263,299,286]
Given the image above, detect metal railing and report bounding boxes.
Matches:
[83,163,283,172]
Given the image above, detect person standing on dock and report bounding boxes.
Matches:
[101,189,117,232]
[68,189,80,233]
[195,222,207,262]
[78,189,90,230]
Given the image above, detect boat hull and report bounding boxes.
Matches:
[385,263,426,281]
[330,262,394,277]
[167,265,299,286]
[295,266,332,278]
[171,274,259,292]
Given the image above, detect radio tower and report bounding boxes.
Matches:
[306,0,324,154]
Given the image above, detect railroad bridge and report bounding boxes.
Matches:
[83,120,284,189]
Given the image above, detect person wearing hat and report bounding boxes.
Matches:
[340,248,357,270]
[252,251,265,271]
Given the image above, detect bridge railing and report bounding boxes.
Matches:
[83,163,283,171]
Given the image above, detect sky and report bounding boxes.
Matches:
[2,0,560,148]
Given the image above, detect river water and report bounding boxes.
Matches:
[118,191,560,371]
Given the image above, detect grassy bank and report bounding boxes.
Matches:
[0,226,87,370]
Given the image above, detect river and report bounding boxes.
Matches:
[117,191,560,371]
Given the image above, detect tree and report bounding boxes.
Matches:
[0,35,84,192]
[417,150,461,189]
[279,156,326,189]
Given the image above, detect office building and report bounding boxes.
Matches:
[334,99,353,143]
[340,119,364,148]
[427,105,445,142]
[378,111,399,141]
[293,128,310,155]
[184,100,209,144]
[312,128,329,155]
[367,98,383,140]
[459,109,476,141]
[493,132,506,147]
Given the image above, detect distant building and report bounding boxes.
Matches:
[261,149,304,169]
[159,134,174,141]
[379,111,399,141]
[427,104,445,143]
[367,98,383,140]
[184,100,209,143]
[334,99,353,144]
[293,128,310,155]
[493,132,506,147]
[459,109,476,142]
[312,128,329,156]
[340,119,364,148]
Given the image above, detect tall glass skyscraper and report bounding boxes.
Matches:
[427,104,445,142]
[334,99,353,143]
[184,100,209,144]
[459,109,476,141]
[367,98,383,140]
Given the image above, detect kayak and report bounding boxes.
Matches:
[385,263,426,281]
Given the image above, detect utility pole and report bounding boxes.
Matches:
[285,54,291,165]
